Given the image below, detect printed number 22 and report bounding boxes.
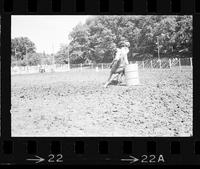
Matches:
[48,154,63,163]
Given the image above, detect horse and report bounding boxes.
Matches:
[104,59,126,87]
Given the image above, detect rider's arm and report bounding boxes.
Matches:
[124,55,129,65]
[123,47,129,65]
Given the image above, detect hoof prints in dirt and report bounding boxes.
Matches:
[11,70,192,136]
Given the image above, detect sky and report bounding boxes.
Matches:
[11,15,91,54]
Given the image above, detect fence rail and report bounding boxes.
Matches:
[11,57,192,75]
[137,57,192,70]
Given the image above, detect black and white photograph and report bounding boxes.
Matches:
[11,15,193,137]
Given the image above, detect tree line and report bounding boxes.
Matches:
[11,15,192,66]
[66,15,192,64]
[11,37,54,66]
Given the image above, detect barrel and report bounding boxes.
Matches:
[125,63,140,86]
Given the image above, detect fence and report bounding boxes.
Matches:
[68,58,193,70]
[11,57,192,75]
[70,63,110,70]
[137,57,193,70]
[11,64,69,75]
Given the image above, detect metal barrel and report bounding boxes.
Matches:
[125,63,140,86]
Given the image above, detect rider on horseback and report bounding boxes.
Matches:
[104,41,130,87]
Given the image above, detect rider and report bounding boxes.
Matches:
[110,41,130,73]
[104,41,130,87]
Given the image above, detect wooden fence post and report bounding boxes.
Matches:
[142,61,144,69]
[80,63,82,71]
[190,57,193,69]
[159,59,162,69]
[150,60,153,69]
[179,58,181,70]
[169,59,171,69]
[101,63,103,70]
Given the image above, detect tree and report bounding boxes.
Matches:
[69,23,90,63]
[39,52,52,65]
[27,53,41,66]
[55,44,69,64]
[11,37,36,65]
[68,15,192,63]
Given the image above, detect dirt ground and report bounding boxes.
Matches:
[11,68,193,137]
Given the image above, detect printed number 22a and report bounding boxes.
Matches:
[141,155,165,163]
[48,154,63,163]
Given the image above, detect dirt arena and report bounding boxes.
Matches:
[11,68,193,137]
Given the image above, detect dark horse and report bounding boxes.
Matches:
[104,59,126,87]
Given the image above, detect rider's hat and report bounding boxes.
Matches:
[119,41,130,47]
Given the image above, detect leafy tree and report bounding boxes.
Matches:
[69,23,90,63]
[61,15,192,63]
[11,37,36,63]
[39,52,52,65]
[27,53,41,66]
[55,44,69,64]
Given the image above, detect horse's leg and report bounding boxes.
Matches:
[122,68,126,83]
[117,73,122,83]
[118,68,125,84]
[104,72,114,88]
[115,67,124,84]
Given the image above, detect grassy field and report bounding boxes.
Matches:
[11,68,193,137]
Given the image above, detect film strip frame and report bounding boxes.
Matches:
[0,0,200,165]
